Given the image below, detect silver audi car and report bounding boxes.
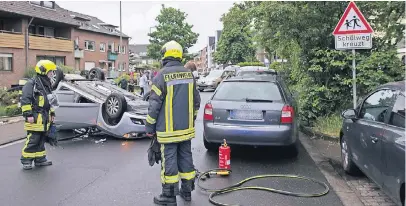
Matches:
[203,75,299,155]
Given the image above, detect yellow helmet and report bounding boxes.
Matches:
[35,60,57,75]
[160,40,183,59]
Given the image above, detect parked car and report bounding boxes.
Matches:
[51,68,148,139]
[236,66,277,77]
[197,69,235,92]
[340,80,405,206]
[203,75,299,155]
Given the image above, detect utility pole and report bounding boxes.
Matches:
[25,17,34,70]
[119,1,123,73]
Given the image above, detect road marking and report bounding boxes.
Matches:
[0,139,25,149]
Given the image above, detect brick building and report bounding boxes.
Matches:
[0,1,129,87]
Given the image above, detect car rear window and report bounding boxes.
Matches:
[213,81,283,101]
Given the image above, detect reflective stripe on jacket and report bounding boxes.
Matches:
[145,61,201,144]
[20,77,55,132]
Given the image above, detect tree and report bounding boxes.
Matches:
[147,5,199,61]
[250,1,405,124]
[214,3,256,64]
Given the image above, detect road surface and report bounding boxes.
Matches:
[0,91,343,206]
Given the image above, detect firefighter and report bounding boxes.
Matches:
[20,60,58,170]
[145,40,201,205]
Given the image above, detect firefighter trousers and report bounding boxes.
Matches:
[21,131,48,164]
[160,140,196,197]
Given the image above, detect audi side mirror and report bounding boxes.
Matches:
[341,109,357,121]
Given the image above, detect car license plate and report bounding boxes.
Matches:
[230,110,263,120]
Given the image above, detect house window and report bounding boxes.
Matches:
[0,53,12,71]
[100,43,106,52]
[120,46,126,54]
[85,40,95,51]
[30,1,55,9]
[37,56,65,66]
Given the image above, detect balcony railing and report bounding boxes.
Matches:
[108,51,118,61]
[29,35,73,52]
[0,31,24,49]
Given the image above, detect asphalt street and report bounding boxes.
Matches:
[0,91,343,206]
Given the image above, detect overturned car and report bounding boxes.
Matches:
[15,67,149,139]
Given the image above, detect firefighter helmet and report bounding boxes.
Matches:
[35,60,57,75]
[160,40,183,59]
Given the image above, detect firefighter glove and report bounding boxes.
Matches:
[147,136,161,166]
[46,124,58,146]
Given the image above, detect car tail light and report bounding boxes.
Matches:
[281,105,294,123]
[204,103,213,121]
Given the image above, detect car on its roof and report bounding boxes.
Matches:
[51,68,148,139]
[236,66,277,77]
[202,75,299,155]
[340,80,405,206]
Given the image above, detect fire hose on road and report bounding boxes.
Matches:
[195,140,330,206]
[196,169,330,206]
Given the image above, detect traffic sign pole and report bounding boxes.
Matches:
[352,49,356,109]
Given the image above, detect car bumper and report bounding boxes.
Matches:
[203,122,297,146]
[97,111,147,139]
[197,84,216,90]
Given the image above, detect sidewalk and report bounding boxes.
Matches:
[301,134,397,206]
[0,121,26,145]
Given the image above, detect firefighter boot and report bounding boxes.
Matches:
[153,194,177,206]
[179,189,191,202]
[22,163,33,170]
[34,158,53,167]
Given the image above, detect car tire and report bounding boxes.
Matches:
[286,141,299,157]
[203,137,217,151]
[87,67,105,81]
[341,135,362,175]
[50,68,64,90]
[104,93,127,120]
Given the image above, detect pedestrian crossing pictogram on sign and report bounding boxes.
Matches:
[333,1,374,35]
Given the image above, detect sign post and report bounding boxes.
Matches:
[333,1,374,109]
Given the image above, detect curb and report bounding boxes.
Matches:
[299,132,364,206]
[300,125,339,142]
[0,136,26,147]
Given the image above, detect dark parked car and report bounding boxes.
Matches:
[340,81,405,206]
[203,75,299,155]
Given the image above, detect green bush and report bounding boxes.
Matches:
[24,67,36,78]
[237,62,265,67]
[58,65,75,74]
[2,104,22,117]
[114,73,131,84]
[312,113,343,138]
[0,89,19,106]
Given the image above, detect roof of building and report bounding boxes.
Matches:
[0,1,129,38]
[64,9,129,38]
[0,1,78,26]
[129,44,148,54]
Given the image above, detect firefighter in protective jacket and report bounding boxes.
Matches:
[20,60,57,170]
[146,40,201,205]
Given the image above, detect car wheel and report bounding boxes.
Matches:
[341,135,362,175]
[50,68,64,90]
[87,67,105,81]
[104,93,127,120]
[286,141,299,157]
[203,137,217,151]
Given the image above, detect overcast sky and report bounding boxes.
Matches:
[57,1,236,53]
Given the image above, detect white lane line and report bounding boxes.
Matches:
[0,139,25,149]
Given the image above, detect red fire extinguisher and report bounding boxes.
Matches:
[218,139,231,175]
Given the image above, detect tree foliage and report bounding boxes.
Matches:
[250,1,405,124]
[214,3,256,64]
[147,5,199,61]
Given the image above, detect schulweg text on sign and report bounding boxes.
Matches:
[335,34,372,50]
